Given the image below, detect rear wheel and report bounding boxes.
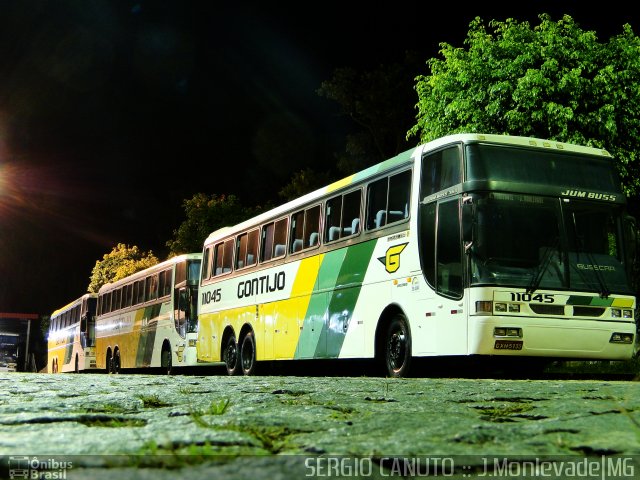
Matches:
[223,334,240,376]
[106,352,112,374]
[382,314,412,378]
[74,355,79,373]
[240,331,257,376]
[112,350,121,374]
[161,347,173,375]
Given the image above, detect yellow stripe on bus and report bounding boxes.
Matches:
[270,254,323,359]
[611,297,634,308]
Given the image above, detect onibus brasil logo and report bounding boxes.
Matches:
[8,456,73,479]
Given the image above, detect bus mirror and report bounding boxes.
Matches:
[462,200,473,244]
[624,215,639,270]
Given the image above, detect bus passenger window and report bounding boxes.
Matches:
[246,229,259,266]
[388,170,411,222]
[304,205,321,249]
[213,242,225,275]
[342,189,361,236]
[325,195,342,242]
[261,222,275,262]
[201,247,211,281]
[366,177,388,230]
[236,232,248,269]
[222,239,234,273]
[290,210,305,253]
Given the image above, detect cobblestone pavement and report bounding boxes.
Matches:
[0,369,639,479]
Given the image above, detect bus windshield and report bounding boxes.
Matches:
[470,193,633,295]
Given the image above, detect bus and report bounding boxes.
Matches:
[95,253,202,374]
[47,293,97,373]
[196,133,638,377]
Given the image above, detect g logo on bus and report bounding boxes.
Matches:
[378,243,408,274]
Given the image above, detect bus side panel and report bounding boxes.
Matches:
[136,304,165,367]
[63,331,75,368]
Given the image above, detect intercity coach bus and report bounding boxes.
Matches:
[196,133,638,377]
[47,293,97,373]
[95,253,202,373]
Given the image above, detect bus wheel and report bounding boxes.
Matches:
[383,314,412,378]
[161,347,173,375]
[240,331,257,376]
[112,350,121,374]
[223,334,240,376]
[74,355,79,374]
[106,352,112,374]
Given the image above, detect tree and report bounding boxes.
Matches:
[277,167,333,202]
[88,244,158,293]
[317,51,423,175]
[409,14,640,196]
[166,193,265,256]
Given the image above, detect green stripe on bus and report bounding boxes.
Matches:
[324,240,377,357]
[294,240,377,359]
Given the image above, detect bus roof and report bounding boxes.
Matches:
[204,133,613,246]
[97,252,202,294]
[420,133,612,158]
[51,293,97,318]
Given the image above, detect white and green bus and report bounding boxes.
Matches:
[95,253,202,374]
[48,293,97,373]
[197,133,638,377]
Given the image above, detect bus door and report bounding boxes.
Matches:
[434,198,467,353]
[174,287,188,338]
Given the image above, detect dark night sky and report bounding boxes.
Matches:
[0,0,637,315]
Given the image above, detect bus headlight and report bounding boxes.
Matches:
[494,327,522,338]
[609,332,634,344]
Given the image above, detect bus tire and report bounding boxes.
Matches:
[240,331,257,376]
[382,314,412,378]
[106,351,112,374]
[161,346,173,375]
[223,334,241,376]
[112,350,121,374]
[74,355,79,374]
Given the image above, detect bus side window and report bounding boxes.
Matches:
[421,146,461,198]
[272,217,288,259]
[388,170,411,222]
[342,189,361,236]
[290,210,305,253]
[222,239,234,273]
[261,222,275,262]
[201,246,211,281]
[325,195,342,242]
[213,242,225,276]
[366,177,388,230]
[304,205,321,249]
[246,229,259,266]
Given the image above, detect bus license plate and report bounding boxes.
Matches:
[494,340,523,350]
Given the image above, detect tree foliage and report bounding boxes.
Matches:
[166,193,264,256]
[88,243,158,293]
[409,14,640,195]
[277,167,333,202]
[318,51,423,175]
